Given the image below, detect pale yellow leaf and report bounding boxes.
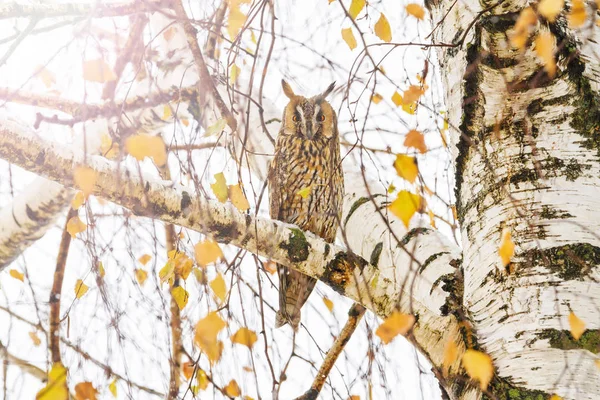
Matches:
[211,172,229,202]
[534,32,556,77]
[100,134,119,159]
[462,350,494,391]
[36,66,56,88]
[297,186,312,199]
[406,4,425,20]
[323,297,334,312]
[224,380,241,397]
[125,134,167,166]
[393,154,419,183]
[71,191,85,210]
[231,327,258,349]
[404,130,427,153]
[210,273,227,303]
[36,362,68,400]
[135,269,148,286]
[172,286,189,310]
[162,104,172,120]
[538,0,564,22]
[229,183,250,211]
[228,7,247,39]
[498,228,515,267]
[569,311,586,340]
[374,13,392,42]
[375,312,415,344]
[83,59,117,83]
[74,166,97,198]
[9,269,24,282]
[205,119,228,137]
[97,261,105,278]
[29,331,41,346]
[67,216,87,238]
[568,0,587,27]
[195,239,224,268]
[349,0,366,19]
[230,64,241,84]
[75,381,98,400]
[74,279,89,299]
[341,28,357,50]
[389,190,422,228]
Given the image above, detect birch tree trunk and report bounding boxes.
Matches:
[429,0,600,398]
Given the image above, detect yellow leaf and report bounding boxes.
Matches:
[510,7,537,50]
[135,269,148,286]
[389,190,422,228]
[404,130,427,153]
[243,396,255,400]
[443,339,458,373]
[75,381,98,400]
[159,261,175,285]
[498,228,515,267]
[341,28,357,50]
[125,134,167,166]
[9,269,24,282]
[403,85,425,104]
[29,331,41,346]
[371,93,383,104]
[549,396,563,400]
[171,252,193,280]
[194,311,227,364]
[231,327,258,349]
[162,104,172,120]
[323,297,334,312]
[349,0,366,19]
[197,368,209,390]
[375,312,415,344]
[211,172,229,202]
[228,7,247,39]
[97,261,105,278]
[100,134,119,159]
[74,279,89,299]
[391,91,403,106]
[229,183,250,211]
[36,66,56,88]
[109,379,117,397]
[172,286,189,310]
[182,361,195,380]
[224,380,241,397]
[193,268,206,283]
[534,32,556,77]
[406,4,425,20]
[205,119,228,136]
[297,186,312,199]
[67,216,87,238]
[374,13,392,43]
[74,166,97,198]
[138,254,152,265]
[568,0,587,27]
[83,59,117,83]
[230,64,241,84]
[36,362,68,400]
[569,311,586,340]
[210,273,227,303]
[462,349,494,391]
[402,102,416,115]
[195,239,224,268]
[393,154,419,183]
[71,191,85,210]
[538,0,564,22]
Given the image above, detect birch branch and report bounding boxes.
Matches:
[0,0,170,19]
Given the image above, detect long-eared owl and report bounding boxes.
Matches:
[269,80,344,329]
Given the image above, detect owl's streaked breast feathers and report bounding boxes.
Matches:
[269,80,344,329]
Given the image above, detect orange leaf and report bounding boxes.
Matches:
[195,239,224,268]
[231,327,258,349]
[194,311,227,364]
[67,216,87,238]
[138,254,152,266]
[36,66,56,88]
[9,269,24,282]
[182,361,195,380]
[374,13,392,42]
[534,32,556,77]
[264,261,277,274]
[443,339,458,373]
[393,154,419,183]
[498,228,515,267]
[406,4,425,20]
[75,381,98,400]
[549,395,563,400]
[510,7,537,50]
[403,85,425,104]
[568,0,587,27]
[341,28,357,50]
[538,0,564,22]
[404,130,427,153]
[389,190,422,228]
[73,166,97,198]
[224,380,241,397]
[210,273,227,303]
[229,184,250,211]
[371,93,383,104]
[83,59,117,83]
[74,279,89,299]
[323,297,334,312]
[462,350,494,390]
[29,331,42,346]
[125,134,167,166]
[569,312,586,340]
[375,312,415,344]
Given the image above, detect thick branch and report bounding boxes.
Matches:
[0,0,170,19]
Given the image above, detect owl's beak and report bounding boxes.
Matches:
[305,121,314,140]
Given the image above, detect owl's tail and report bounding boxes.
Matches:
[275,310,301,330]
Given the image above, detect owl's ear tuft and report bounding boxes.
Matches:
[282,80,296,99]
[319,82,336,99]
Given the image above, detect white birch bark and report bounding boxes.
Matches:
[431,0,600,397]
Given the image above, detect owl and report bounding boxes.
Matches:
[269,80,344,329]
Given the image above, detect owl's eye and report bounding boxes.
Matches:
[292,114,300,122]
[318,114,325,122]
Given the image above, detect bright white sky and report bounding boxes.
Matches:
[0,0,455,399]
